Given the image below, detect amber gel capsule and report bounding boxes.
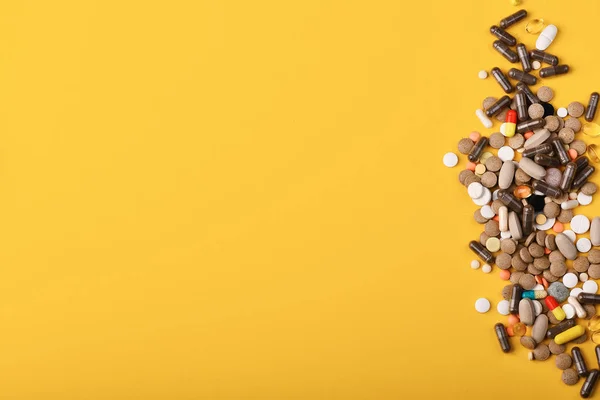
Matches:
[469,241,493,263]
[532,180,561,198]
[573,165,596,190]
[514,91,528,121]
[560,162,577,191]
[534,154,561,168]
[581,369,599,398]
[485,95,512,117]
[493,40,519,63]
[516,82,540,104]
[547,319,576,339]
[498,190,524,213]
[468,136,488,162]
[490,25,517,46]
[523,143,552,158]
[508,68,537,85]
[586,92,599,122]
[540,65,569,78]
[516,44,532,72]
[494,323,511,353]
[577,293,600,305]
[529,49,559,66]
[516,118,545,133]
[573,347,590,377]
[491,67,514,94]
[552,138,570,165]
[509,284,523,315]
[500,9,527,29]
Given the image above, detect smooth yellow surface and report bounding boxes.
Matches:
[1,0,600,399]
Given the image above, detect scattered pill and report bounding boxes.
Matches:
[563,273,579,289]
[557,107,568,117]
[486,237,501,252]
[571,215,591,234]
[478,70,488,79]
[475,298,491,313]
[482,263,492,273]
[476,109,493,128]
[443,152,459,168]
[571,288,584,298]
[584,281,599,294]
[581,273,589,282]
[499,269,511,280]
[532,60,541,70]
[497,299,510,315]
[577,238,592,253]
[471,260,481,269]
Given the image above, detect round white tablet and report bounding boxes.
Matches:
[578,192,593,206]
[580,273,589,282]
[443,152,458,167]
[563,230,576,242]
[497,299,509,315]
[473,188,492,206]
[535,217,555,231]
[475,298,491,313]
[571,215,591,234]
[482,264,492,273]
[532,300,543,316]
[500,231,512,239]
[563,273,579,288]
[471,260,480,269]
[480,205,495,219]
[532,60,542,70]
[577,238,592,253]
[478,70,488,79]
[571,288,584,298]
[468,182,484,199]
[563,304,576,319]
[557,107,568,118]
[583,280,599,294]
[500,123,507,136]
[498,146,515,162]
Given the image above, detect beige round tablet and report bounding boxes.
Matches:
[558,128,575,144]
[458,138,475,154]
[533,344,550,360]
[537,86,554,102]
[489,132,505,149]
[565,117,582,133]
[500,239,517,254]
[485,156,502,172]
[562,369,579,385]
[536,214,548,224]
[568,102,585,118]
[486,237,501,252]
[529,103,545,119]
[545,116,560,132]
[508,133,525,149]
[481,171,497,188]
[570,140,587,155]
[582,182,597,195]
[475,163,487,175]
[556,353,572,370]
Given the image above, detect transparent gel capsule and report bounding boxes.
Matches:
[526,19,545,34]
[589,144,600,164]
[512,322,527,336]
[589,315,600,332]
[583,122,600,137]
[593,331,600,345]
[514,185,533,199]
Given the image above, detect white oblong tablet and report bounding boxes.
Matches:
[562,304,576,319]
[557,107,568,118]
[480,205,495,219]
[578,192,593,206]
[532,300,543,316]
[563,273,579,288]
[535,217,555,231]
[561,200,579,210]
[475,298,491,313]
[580,273,589,282]
[476,109,493,129]
[583,280,599,294]
[498,146,515,162]
[571,215,591,234]
[563,230,576,242]
[536,24,558,51]
[497,299,510,315]
[571,288,584,298]
[468,182,484,199]
[577,238,592,253]
[443,152,459,168]
[473,188,492,206]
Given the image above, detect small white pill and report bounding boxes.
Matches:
[498,146,515,162]
[563,230,576,242]
[471,260,481,269]
[500,231,512,239]
[481,263,492,273]
[536,24,558,51]
[571,288,584,298]
[535,217,555,231]
[578,192,593,206]
[571,215,591,234]
[532,60,542,70]
[532,300,543,316]
[478,70,488,79]
[557,107,568,118]
[480,205,495,219]
[497,299,510,315]
[532,284,545,291]
[475,298,491,313]
[561,200,579,210]
[563,273,579,288]
[473,188,492,206]
[443,152,458,168]
[476,109,493,128]
[583,280,599,294]
[528,351,534,361]
[580,273,589,282]
[468,182,484,199]
[569,192,578,200]
[562,304,576,319]
[577,237,592,253]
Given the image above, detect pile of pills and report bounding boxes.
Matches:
[446,8,600,398]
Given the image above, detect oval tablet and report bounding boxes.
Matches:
[536,24,558,51]
[524,128,551,149]
[509,211,523,240]
[498,161,516,189]
[532,314,549,343]
[519,157,547,180]
[591,217,600,246]
[556,232,577,260]
[519,298,536,326]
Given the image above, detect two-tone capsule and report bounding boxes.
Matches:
[516,82,540,104]
[490,25,517,46]
[468,136,489,162]
[517,118,545,133]
[485,96,512,117]
[494,323,511,353]
[491,67,514,94]
[508,68,537,85]
[540,65,569,78]
[522,290,547,299]
[500,9,527,29]
[516,44,532,72]
[469,240,494,263]
[493,40,519,63]
[545,296,566,322]
[509,284,523,315]
[560,162,577,191]
[529,49,559,66]
[555,325,586,345]
[586,92,599,122]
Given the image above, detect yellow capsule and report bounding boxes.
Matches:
[583,122,600,138]
[552,306,566,322]
[554,325,586,345]
[504,122,516,138]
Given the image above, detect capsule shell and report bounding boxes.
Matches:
[545,296,560,310]
[595,345,600,367]
[534,154,561,168]
[468,136,489,162]
[490,25,517,46]
[532,180,562,198]
[576,156,590,172]
[516,44,532,72]
[508,68,537,85]
[573,347,589,377]
[578,293,600,305]
[581,369,599,398]
[517,118,545,133]
[522,290,547,299]
[573,166,595,190]
[516,82,540,104]
[491,67,514,94]
[529,49,559,66]
[469,240,494,263]
[560,162,577,191]
[523,143,552,158]
[498,190,524,213]
[485,95,512,118]
[539,65,569,78]
[554,325,585,345]
[493,40,519,63]
[509,284,523,315]
[515,91,528,121]
[522,204,534,236]
[506,110,517,124]
[586,92,599,122]
[552,138,570,165]
[495,323,511,353]
[500,9,527,29]
[547,319,576,339]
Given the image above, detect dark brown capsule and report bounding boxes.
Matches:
[485,95,512,117]
[576,156,590,172]
[468,136,488,162]
[515,91,528,121]
[516,44,532,72]
[495,323,511,353]
[500,9,527,29]
[540,65,569,78]
[493,40,519,63]
[498,190,524,213]
[534,154,561,167]
[560,162,577,191]
[573,347,589,377]
[509,284,523,315]
[577,293,600,304]
[532,180,561,198]
[522,204,534,236]
[552,138,570,165]
[516,118,545,133]
[581,369,599,398]
[523,143,552,158]
[586,92,599,122]
[491,67,514,94]
[529,49,559,66]
[547,319,576,339]
[469,240,494,263]
[516,82,539,104]
[573,165,595,190]
[490,25,517,46]
[595,345,600,368]
[508,68,537,85]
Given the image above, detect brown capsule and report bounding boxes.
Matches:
[468,137,489,162]
[534,154,561,168]
[577,293,600,304]
[532,180,562,198]
[573,166,596,190]
[540,65,569,78]
[485,95,512,117]
[490,25,517,46]
[573,347,589,377]
[522,204,534,236]
[500,9,527,29]
[493,40,519,63]
[547,319,576,339]
[508,68,537,85]
[469,240,494,263]
[515,91,528,121]
[491,67,514,94]
[517,118,545,133]
[586,92,599,122]
[523,143,552,158]
[509,284,523,314]
[498,190,524,213]
[516,82,540,104]
[495,323,511,353]
[552,138,570,165]
[576,157,590,172]
[581,369,599,398]
[560,162,577,192]
[529,49,559,66]
[517,44,532,72]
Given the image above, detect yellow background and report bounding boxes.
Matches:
[1,0,599,398]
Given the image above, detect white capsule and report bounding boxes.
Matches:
[568,296,587,319]
[499,206,508,232]
[476,109,493,128]
[561,200,579,210]
[536,24,558,51]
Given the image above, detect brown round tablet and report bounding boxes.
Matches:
[524,232,537,247]
[463,174,481,187]
[458,138,475,154]
[496,252,513,270]
[501,239,517,254]
[572,332,587,344]
[549,340,566,355]
[545,168,562,187]
[557,209,574,224]
[562,369,580,385]
[502,284,514,300]
[544,202,560,218]
[515,168,531,183]
[549,250,565,263]
[459,169,475,185]
[547,310,561,324]
[485,156,503,172]
[519,273,537,290]
[588,264,600,279]
[491,199,505,214]
[489,132,505,149]
[537,86,554,102]
[558,127,575,144]
[480,231,490,246]
[550,260,567,277]
[512,254,529,271]
[555,353,573,370]
[520,336,536,350]
[529,103,545,119]
[485,220,500,236]
[565,117,582,133]
[546,235,557,251]
[510,271,524,284]
[543,269,559,283]
[533,256,550,270]
[589,249,600,264]
[481,171,497,188]
[508,134,525,149]
[483,96,497,110]
[533,344,550,361]
[568,101,585,118]
[529,243,545,258]
[545,116,560,132]
[528,263,542,275]
[552,192,569,204]
[474,209,489,223]
[496,108,508,122]
[585,304,597,320]
[536,231,547,247]
[582,182,598,195]
[520,247,534,263]
[574,257,590,273]
[570,140,587,155]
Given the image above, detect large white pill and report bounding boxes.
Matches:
[583,280,599,294]
[571,215,591,234]
[577,237,592,253]
[536,24,558,51]
[475,298,491,313]
[497,299,510,315]
[468,182,484,199]
[498,146,515,162]
[443,152,458,168]
[476,109,493,128]
[562,304,576,319]
[563,273,579,288]
[563,230,576,242]
[535,217,555,231]
[473,188,492,206]
[578,192,593,206]
[480,205,495,219]
[557,107,568,118]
